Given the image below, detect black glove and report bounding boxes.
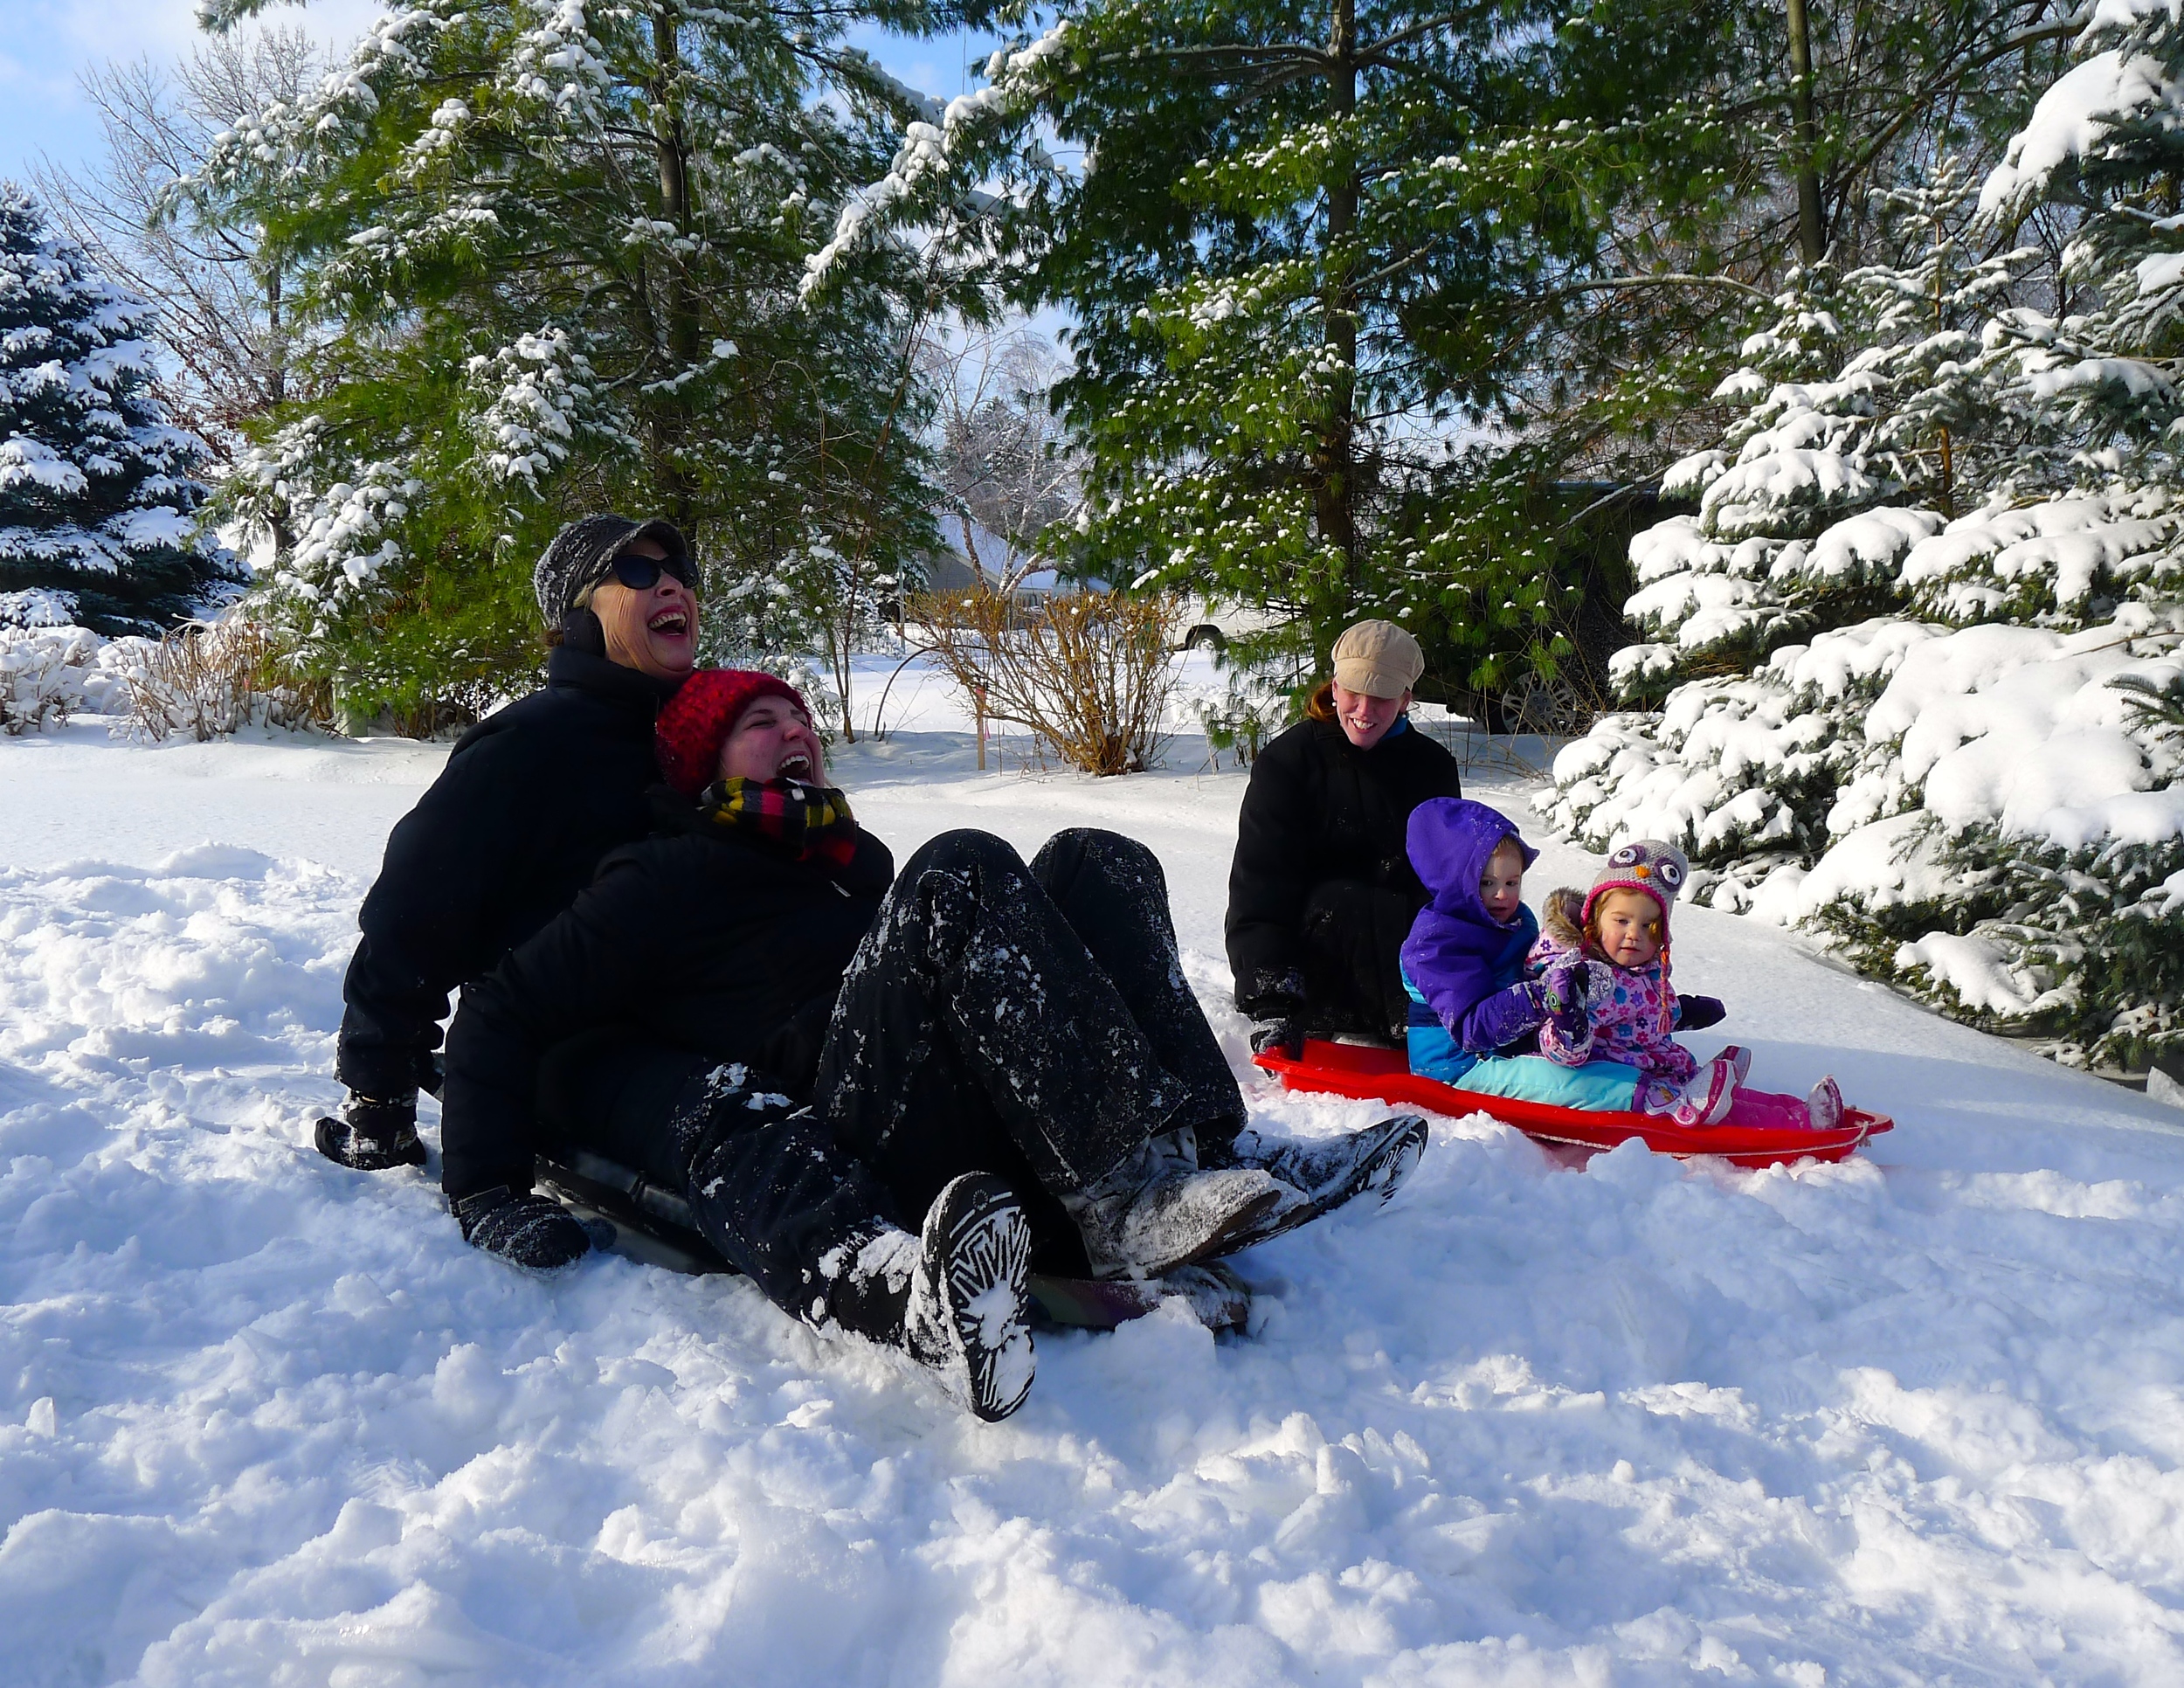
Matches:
[1236,966,1307,1026]
[1678,995,1727,1031]
[453,1185,592,1270]
[314,1091,425,1171]
[1540,958,1593,1045]
[1250,1020,1307,1061]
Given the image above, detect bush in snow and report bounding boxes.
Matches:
[0,185,243,637]
[0,621,156,733]
[121,612,336,743]
[1542,15,2184,1070]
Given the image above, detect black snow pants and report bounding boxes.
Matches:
[536,827,1248,1303]
[1298,877,1416,1043]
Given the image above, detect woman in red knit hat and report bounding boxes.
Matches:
[439,669,1426,1422]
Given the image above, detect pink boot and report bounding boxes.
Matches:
[1669,1056,1738,1126]
[1807,1076,1843,1131]
[1717,1045,1752,1088]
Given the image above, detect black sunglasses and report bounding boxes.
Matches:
[610,550,694,591]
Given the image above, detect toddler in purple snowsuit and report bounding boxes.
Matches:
[1400,799,1549,1081]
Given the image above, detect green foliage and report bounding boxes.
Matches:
[1013,0,1757,680]
[1808,824,2184,1072]
[188,0,955,721]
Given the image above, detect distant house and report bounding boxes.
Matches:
[919,511,1086,605]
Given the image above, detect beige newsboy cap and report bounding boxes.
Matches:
[1330,619,1424,699]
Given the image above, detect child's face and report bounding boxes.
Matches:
[1479,839,1526,924]
[1593,889,1664,967]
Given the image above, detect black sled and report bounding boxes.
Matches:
[533,1146,1255,1333]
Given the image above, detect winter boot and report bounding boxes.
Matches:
[901,1173,1036,1422]
[1666,1056,1738,1127]
[1806,1075,1844,1132]
[453,1185,593,1270]
[1716,1045,1752,1089]
[1206,1115,1429,1256]
[314,1094,426,1171]
[1062,1131,1283,1280]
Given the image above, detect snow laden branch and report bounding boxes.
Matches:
[798,24,1072,301]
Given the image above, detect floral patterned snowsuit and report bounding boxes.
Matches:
[1526,929,1699,1084]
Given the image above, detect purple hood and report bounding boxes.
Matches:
[1400,799,1541,1038]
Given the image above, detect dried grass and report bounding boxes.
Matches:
[909,586,1181,776]
[125,613,338,743]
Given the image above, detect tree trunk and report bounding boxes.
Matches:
[650,5,700,527]
[265,260,285,410]
[1785,0,1825,266]
[1317,0,1361,600]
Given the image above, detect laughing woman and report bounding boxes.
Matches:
[317,515,701,1172]
[438,670,1424,1421]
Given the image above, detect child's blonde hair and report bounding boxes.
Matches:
[1584,886,1664,957]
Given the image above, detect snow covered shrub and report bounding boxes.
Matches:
[1544,13,2184,1069]
[0,624,91,733]
[0,622,156,732]
[123,612,336,743]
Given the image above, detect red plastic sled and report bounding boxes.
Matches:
[1254,1040,1891,1169]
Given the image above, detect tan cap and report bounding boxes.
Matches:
[1330,619,1424,699]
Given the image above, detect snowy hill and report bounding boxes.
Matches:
[5,673,2184,1685]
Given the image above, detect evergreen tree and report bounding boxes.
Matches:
[190,0,960,723]
[805,0,2077,706]
[0,185,240,637]
[1545,4,2184,1069]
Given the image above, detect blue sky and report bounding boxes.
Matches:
[0,1,985,189]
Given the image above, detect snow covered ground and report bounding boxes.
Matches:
[6,658,2184,1686]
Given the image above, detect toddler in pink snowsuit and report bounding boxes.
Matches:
[1529,840,1749,1125]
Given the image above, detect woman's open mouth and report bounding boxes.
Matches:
[778,751,813,780]
[648,608,690,639]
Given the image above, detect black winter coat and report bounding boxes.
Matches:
[335,645,682,1101]
[439,805,895,1200]
[1225,715,1463,1019]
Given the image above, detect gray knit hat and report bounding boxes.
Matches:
[1582,839,1690,931]
[531,515,691,627]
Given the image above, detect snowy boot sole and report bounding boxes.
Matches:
[906,1173,1036,1422]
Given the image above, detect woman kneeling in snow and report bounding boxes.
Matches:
[439,669,1421,1421]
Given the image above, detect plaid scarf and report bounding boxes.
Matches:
[696,776,860,869]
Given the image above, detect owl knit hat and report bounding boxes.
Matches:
[1582,838,1691,1034]
[1581,839,1690,930]
[654,668,809,797]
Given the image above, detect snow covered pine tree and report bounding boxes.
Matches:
[1541,17,2184,1073]
[0,185,239,637]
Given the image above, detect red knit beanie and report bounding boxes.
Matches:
[655,668,810,797]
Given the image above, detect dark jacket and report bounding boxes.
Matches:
[335,645,682,1101]
[439,802,895,1199]
[1400,798,1545,1055]
[1225,714,1463,1019]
